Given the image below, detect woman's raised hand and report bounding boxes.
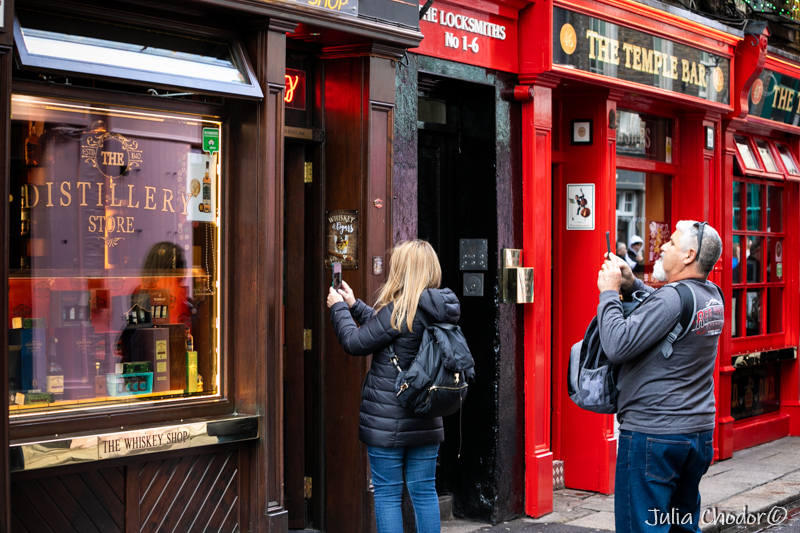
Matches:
[327,286,344,308]
[339,280,356,308]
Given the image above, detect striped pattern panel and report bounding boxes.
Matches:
[139,450,240,533]
[11,467,125,533]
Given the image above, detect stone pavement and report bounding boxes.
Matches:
[442,436,800,533]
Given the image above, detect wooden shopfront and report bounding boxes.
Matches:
[0,0,421,532]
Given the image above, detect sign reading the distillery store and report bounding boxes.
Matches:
[553,8,730,105]
[749,68,800,126]
[414,0,518,73]
[286,0,357,16]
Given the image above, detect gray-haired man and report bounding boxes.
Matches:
[597,220,724,533]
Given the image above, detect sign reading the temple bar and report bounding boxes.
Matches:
[414,0,518,73]
[287,0,357,16]
[325,210,358,269]
[553,8,731,105]
[749,68,800,126]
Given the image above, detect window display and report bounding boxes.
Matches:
[8,95,221,415]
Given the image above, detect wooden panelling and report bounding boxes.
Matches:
[12,467,125,533]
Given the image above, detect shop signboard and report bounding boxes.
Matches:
[326,210,358,269]
[414,0,518,73]
[286,0,358,16]
[748,68,800,126]
[553,8,730,105]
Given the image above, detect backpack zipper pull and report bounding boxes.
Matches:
[397,382,408,396]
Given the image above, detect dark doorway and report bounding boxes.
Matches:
[417,74,498,519]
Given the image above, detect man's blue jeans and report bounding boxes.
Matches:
[367,444,440,533]
[615,430,714,533]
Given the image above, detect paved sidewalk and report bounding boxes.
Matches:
[443,436,800,533]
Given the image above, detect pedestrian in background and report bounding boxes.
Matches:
[327,240,460,533]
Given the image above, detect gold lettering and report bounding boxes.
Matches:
[611,40,620,65]
[127,184,140,209]
[110,183,124,207]
[586,30,598,59]
[670,56,678,79]
[773,85,783,109]
[633,46,641,71]
[654,52,663,75]
[88,216,97,233]
[681,59,690,83]
[107,216,115,233]
[622,43,633,68]
[46,182,54,207]
[641,49,653,74]
[162,189,174,212]
[179,193,190,216]
[778,86,789,110]
[598,37,608,62]
[76,182,91,206]
[22,184,39,208]
[116,216,125,232]
[101,151,125,166]
[698,64,707,88]
[127,217,134,233]
[144,187,157,210]
[690,62,698,86]
[786,89,796,111]
[60,182,71,207]
[96,183,104,206]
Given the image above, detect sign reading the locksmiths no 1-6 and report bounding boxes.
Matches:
[415,0,518,73]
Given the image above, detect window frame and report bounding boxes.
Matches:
[7,81,234,441]
[731,170,788,355]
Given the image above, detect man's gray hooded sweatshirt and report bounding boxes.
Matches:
[598,278,724,434]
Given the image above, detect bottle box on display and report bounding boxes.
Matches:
[9,328,46,391]
[54,327,94,399]
[128,328,171,392]
[106,372,153,396]
[148,290,170,325]
[49,291,91,328]
[186,350,198,394]
[163,324,187,390]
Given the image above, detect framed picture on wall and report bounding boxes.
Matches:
[571,120,593,145]
[567,183,595,230]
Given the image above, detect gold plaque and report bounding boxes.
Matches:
[713,67,725,93]
[751,78,764,105]
[560,24,577,55]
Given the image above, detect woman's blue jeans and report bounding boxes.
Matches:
[615,430,714,533]
[367,444,441,533]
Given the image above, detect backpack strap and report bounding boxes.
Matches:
[616,282,695,390]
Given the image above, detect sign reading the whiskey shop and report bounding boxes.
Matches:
[98,425,192,459]
[749,68,800,126]
[325,210,358,269]
[285,0,358,16]
[553,7,730,105]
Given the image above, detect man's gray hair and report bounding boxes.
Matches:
[676,220,722,274]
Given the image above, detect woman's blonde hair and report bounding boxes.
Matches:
[374,240,442,332]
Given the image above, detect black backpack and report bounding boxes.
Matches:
[567,282,699,414]
[390,311,475,419]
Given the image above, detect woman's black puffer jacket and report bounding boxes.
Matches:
[329,288,460,448]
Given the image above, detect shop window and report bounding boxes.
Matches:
[616,110,673,163]
[615,170,671,285]
[13,9,262,98]
[8,94,221,416]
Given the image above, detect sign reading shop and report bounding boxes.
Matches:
[553,8,730,105]
[749,68,800,126]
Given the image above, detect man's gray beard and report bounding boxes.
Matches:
[653,258,667,282]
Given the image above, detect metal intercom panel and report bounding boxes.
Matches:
[459,239,488,271]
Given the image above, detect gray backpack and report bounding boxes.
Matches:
[567,282,696,414]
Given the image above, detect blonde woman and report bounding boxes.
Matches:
[327,240,459,533]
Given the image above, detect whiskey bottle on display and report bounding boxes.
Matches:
[47,339,64,401]
[20,184,31,237]
[185,326,194,352]
[202,161,211,213]
[24,122,39,166]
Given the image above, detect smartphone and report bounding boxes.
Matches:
[332,262,342,291]
[606,231,611,259]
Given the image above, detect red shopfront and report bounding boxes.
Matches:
[512,0,795,519]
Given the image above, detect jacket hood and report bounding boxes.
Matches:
[418,288,460,325]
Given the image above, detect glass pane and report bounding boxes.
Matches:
[733,181,742,231]
[732,235,742,284]
[746,237,764,283]
[755,140,778,173]
[767,237,784,283]
[732,289,742,338]
[767,186,783,233]
[746,289,762,336]
[777,144,799,174]
[735,135,761,170]
[616,110,673,163]
[768,288,783,334]
[616,171,670,286]
[746,183,763,231]
[8,95,221,416]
